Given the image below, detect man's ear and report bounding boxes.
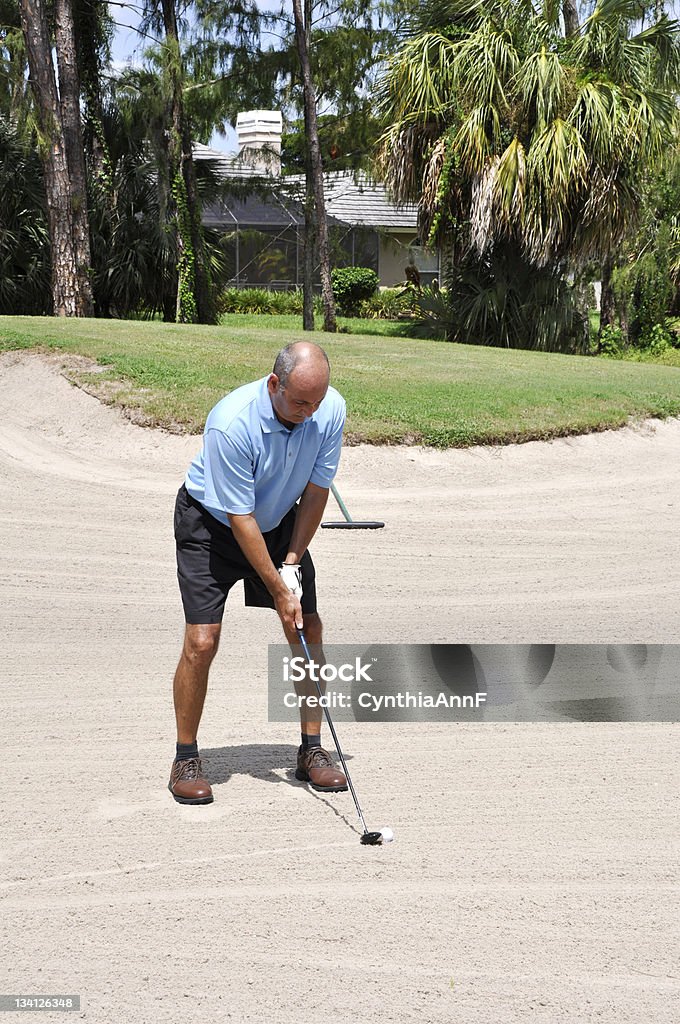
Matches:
[267,373,280,395]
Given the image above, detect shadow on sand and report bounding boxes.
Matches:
[200,742,360,835]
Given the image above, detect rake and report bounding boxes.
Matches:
[321,482,385,530]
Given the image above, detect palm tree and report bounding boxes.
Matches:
[378,0,680,347]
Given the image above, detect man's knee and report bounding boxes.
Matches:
[183,623,221,662]
[303,612,323,643]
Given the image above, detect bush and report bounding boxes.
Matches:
[331,266,379,315]
[612,230,674,349]
[598,325,625,357]
[216,288,325,316]
[668,317,680,347]
[406,246,588,353]
[357,288,408,319]
[640,322,672,355]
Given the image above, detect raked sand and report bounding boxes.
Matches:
[0,351,678,1023]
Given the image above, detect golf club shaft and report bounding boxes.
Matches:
[296,626,368,834]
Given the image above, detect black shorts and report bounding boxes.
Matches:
[174,484,318,624]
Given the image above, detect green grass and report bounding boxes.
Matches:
[219,312,410,338]
[2,314,680,446]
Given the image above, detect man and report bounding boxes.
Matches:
[169,341,348,804]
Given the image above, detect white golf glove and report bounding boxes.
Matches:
[279,562,303,599]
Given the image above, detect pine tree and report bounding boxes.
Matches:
[18,0,88,315]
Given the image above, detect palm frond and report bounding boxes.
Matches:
[454,104,501,173]
[515,46,566,128]
[469,156,499,255]
[453,21,518,109]
[376,118,439,205]
[380,32,459,123]
[524,118,587,263]
[494,136,526,225]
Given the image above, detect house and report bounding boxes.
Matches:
[194,111,440,290]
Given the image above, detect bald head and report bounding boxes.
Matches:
[272,342,330,391]
[268,342,331,428]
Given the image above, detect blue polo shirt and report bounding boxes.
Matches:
[185,375,346,531]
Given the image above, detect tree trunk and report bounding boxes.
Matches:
[181,122,217,324]
[161,0,196,323]
[302,165,316,331]
[74,0,113,188]
[55,0,94,316]
[19,0,80,316]
[159,0,215,324]
[562,0,579,37]
[292,0,336,333]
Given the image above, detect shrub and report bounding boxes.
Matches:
[357,288,408,319]
[406,247,588,352]
[216,288,324,316]
[640,322,672,355]
[0,119,50,315]
[331,266,379,315]
[668,317,680,347]
[598,325,625,357]
[612,229,674,349]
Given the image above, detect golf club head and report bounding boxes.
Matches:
[360,831,384,845]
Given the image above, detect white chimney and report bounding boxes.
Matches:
[235,110,283,176]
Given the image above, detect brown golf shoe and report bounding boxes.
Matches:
[168,756,214,805]
[295,745,348,792]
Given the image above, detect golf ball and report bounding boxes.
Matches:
[379,826,394,843]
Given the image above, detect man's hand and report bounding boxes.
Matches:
[274,588,303,633]
[279,562,303,599]
[228,512,303,631]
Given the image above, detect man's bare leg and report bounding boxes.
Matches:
[173,623,222,743]
[169,623,221,804]
[281,611,324,737]
[282,611,348,792]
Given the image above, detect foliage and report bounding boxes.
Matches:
[376,0,680,352]
[0,118,50,314]
[406,248,589,353]
[402,287,457,340]
[216,287,323,316]
[612,241,673,348]
[281,113,383,174]
[357,288,409,319]
[597,324,625,357]
[86,99,234,320]
[331,266,379,314]
[608,147,680,347]
[642,322,673,355]
[187,0,405,152]
[379,0,680,269]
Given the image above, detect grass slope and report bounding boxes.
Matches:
[1,315,680,446]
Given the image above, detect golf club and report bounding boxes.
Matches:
[295,625,391,846]
[321,482,385,530]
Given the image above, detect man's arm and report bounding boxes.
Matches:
[282,481,329,565]
[227,512,303,631]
